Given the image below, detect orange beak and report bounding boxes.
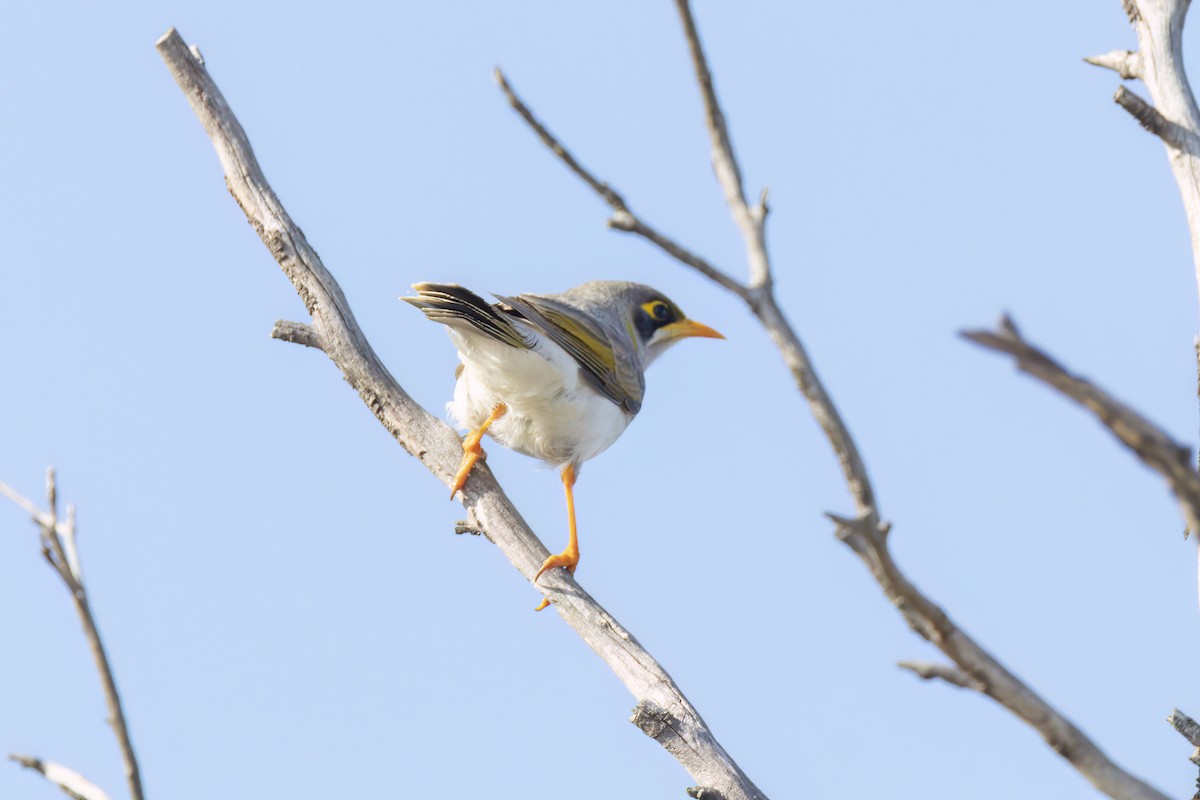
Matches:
[660,319,725,341]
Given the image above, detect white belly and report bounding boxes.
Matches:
[445,325,633,468]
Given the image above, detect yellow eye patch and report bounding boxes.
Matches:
[641,300,671,322]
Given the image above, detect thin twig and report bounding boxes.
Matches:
[964,315,1200,535]
[493,68,628,213]
[157,27,765,800]
[897,660,982,691]
[493,68,748,299]
[673,0,745,210]
[672,0,771,291]
[9,755,112,800]
[1,474,144,800]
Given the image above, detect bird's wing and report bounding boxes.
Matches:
[496,293,644,414]
[403,283,533,350]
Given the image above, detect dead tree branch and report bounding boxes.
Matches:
[1087,0,1200,301]
[495,2,1170,798]
[156,27,765,800]
[9,755,112,800]
[897,661,983,691]
[1,470,141,800]
[964,315,1200,535]
[493,69,747,299]
[1168,708,1200,765]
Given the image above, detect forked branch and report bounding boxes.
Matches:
[1,471,140,800]
[156,26,765,800]
[1087,0,1200,302]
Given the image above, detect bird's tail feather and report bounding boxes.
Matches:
[403,283,532,349]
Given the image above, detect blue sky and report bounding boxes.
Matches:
[3,2,1199,798]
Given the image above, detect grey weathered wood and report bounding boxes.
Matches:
[155,27,765,800]
[965,315,1200,535]
[1088,0,1200,305]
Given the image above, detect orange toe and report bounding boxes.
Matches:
[534,548,580,583]
[449,446,481,499]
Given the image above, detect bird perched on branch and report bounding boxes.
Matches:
[404,280,723,610]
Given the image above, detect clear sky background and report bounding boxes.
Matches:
[2,2,1198,799]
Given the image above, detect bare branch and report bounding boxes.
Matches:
[673,0,770,290]
[1169,709,1200,766]
[672,0,745,209]
[825,512,1168,800]
[493,68,627,213]
[963,315,1200,536]
[271,319,324,350]
[158,28,765,800]
[0,479,54,529]
[493,68,748,299]
[1102,0,1200,305]
[1085,49,1144,80]
[9,755,112,800]
[897,660,982,691]
[1,476,144,800]
[1114,85,1200,152]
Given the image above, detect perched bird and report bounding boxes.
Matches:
[404,281,723,609]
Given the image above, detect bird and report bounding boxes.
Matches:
[403,280,724,610]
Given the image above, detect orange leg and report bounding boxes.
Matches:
[450,403,506,499]
[534,464,580,611]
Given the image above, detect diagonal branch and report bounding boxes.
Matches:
[1,472,142,800]
[964,315,1200,535]
[824,510,1168,800]
[1114,85,1200,152]
[493,69,747,299]
[156,27,765,800]
[9,755,112,800]
[671,0,769,291]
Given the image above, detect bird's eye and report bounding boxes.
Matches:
[643,300,671,322]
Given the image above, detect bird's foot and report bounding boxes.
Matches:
[534,548,579,583]
[449,437,484,499]
[532,547,579,609]
[449,403,507,499]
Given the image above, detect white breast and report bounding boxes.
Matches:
[445,322,633,469]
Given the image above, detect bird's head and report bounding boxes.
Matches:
[631,291,724,364]
[560,281,724,367]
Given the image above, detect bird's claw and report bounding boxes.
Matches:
[449,444,483,499]
[534,550,579,583]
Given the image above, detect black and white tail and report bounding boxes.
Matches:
[403,283,532,350]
